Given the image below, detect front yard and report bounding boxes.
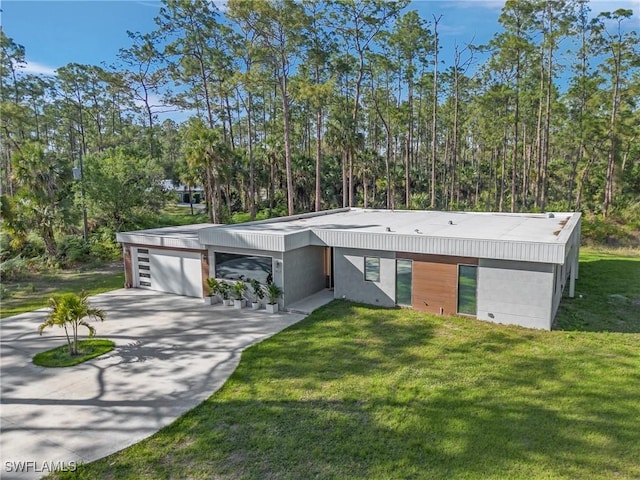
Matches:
[52,249,640,479]
[1,264,124,319]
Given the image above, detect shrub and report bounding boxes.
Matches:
[0,255,29,281]
[21,234,46,258]
[581,215,631,246]
[89,227,121,262]
[57,235,90,265]
[0,231,13,261]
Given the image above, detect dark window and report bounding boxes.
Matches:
[396,259,412,305]
[457,265,477,316]
[215,252,272,284]
[139,265,150,271]
[364,257,380,282]
[138,257,149,263]
[140,281,151,287]
[138,248,149,254]
[139,273,151,278]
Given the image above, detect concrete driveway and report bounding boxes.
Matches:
[0,289,305,479]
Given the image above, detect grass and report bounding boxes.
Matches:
[51,248,640,479]
[555,247,640,332]
[154,204,209,226]
[1,264,124,319]
[33,339,115,367]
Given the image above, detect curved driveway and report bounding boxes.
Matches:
[0,289,305,479]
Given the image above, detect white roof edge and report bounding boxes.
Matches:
[313,230,567,264]
[115,232,204,250]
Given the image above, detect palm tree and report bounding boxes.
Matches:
[38,291,106,356]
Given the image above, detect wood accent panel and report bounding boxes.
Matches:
[201,253,210,297]
[412,261,458,315]
[400,253,477,315]
[123,245,133,288]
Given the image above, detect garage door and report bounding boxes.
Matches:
[135,248,203,298]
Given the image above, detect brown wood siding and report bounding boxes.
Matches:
[123,245,133,288]
[397,253,478,315]
[201,253,210,297]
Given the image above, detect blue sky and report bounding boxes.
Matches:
[2,1,637,76]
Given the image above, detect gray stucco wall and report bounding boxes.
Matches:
[477,259,554,330]
[334,248,396,307]
[282,245,326,306]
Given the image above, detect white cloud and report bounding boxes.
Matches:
[20,60,57,76]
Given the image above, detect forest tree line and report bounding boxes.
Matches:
[1,0,639,262]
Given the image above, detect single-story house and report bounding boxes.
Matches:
[161,179,205,204]
[116,208,581,330]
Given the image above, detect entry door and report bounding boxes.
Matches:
[324,247,334,289]
[396,259,413,305]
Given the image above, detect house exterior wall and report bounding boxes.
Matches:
[282,246,326,306]
[334,248,396,307]
[477,259,554,330]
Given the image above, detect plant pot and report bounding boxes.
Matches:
[204,295,219,305]
[265,303,279,314]
[234,299,245,309]
[224,299,233,306]
[251,301,260,310]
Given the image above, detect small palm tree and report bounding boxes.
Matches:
[38,291,106,356]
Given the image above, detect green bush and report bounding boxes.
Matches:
[57,235,90,265]
[581,215,631,246]
[21,234,46,258]
[89,227,121,261]
[0,231,12,261]
[0,255,30,281]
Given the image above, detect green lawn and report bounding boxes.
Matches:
[52,249,640,479]
[554,248,640,332]
[1,265,124,319]
[33,339,115,367]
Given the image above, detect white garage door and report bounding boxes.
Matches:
[135,248,203,298]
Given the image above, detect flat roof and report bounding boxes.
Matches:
[213,208,577,243]
[117,209,581,264]
[199,209,581,264]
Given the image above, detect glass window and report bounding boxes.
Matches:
[215,252,273,284]
[364,257,380,282]
[457,265,477,316]
[396,259,412,306]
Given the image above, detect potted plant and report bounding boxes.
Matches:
[265,283,283,314]
[249,278,264,310]
[205,278,221,305]
[219,282,232,306]
[232,281,247,309]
